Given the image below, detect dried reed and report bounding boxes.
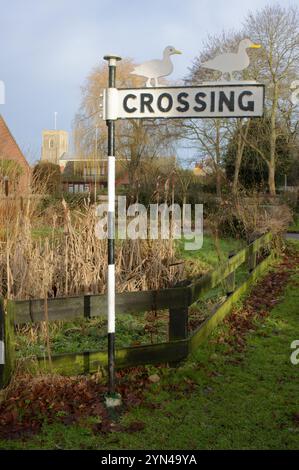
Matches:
[0,197,184,300]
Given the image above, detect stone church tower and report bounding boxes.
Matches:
[41,130,68,165]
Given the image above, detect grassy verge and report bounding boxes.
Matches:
[2,242,298,450]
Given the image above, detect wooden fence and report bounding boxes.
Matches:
[0,232,274,388]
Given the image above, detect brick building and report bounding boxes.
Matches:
[0,115,31,194]
[41,129,129,196]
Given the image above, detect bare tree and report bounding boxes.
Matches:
[183,118,229,198]
[226,118,250,194]
[243,3,299,196]
[187,6,299,196]
[186,31,244,198]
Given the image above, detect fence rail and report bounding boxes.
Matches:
[0,232,274,387]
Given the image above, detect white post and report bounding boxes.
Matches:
[107,154,115,338]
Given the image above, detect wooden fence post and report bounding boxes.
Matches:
[168,288,189,366]
[248,244,257,273]
[169,305,188,342]
[168,303,188,367]
[169,284,190,342]
[226,251,236,295]
[0,299,16,389]
[0,298,4,388]
[168,288,190,367]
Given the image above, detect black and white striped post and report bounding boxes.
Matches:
[103,54,122,406]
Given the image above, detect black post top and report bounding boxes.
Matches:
[103,54,122,62]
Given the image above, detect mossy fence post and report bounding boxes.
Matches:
[248,244,257,273]
[0,298,16,389]
[226,251,236,295]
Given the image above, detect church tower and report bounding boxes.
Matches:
[41,130,69,165]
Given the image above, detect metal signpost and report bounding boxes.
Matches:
[103,42,264,406]
[103,54,122,406]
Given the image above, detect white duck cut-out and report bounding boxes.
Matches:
[201,39,261,81]
[131,46,182,87]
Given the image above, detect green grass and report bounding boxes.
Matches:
[15,313,168,357]
[1,226,63,241]
[289,214,299,233]
[179,234,247,305]
[31,226,63,239]
[2,242,298,450]
[178,234,245,270]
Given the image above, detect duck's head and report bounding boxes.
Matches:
[239,38,261,50]
[164,46,182,56]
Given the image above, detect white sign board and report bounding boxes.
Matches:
[103,84,264,120]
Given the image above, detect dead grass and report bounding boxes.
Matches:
[206,192,293,243]
[0,197,185,300]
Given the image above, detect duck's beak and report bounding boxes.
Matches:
[173,49,182,54]
[250,44,261,49]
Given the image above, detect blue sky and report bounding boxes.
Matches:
[0,0,296,163]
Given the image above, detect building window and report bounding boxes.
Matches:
[68,183,90,193]
[83,166,97,177]
[49,138,55,149]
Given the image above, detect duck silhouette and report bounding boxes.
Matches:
[201,39,261,81]
[131,46,182,87]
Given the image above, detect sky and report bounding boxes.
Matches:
[0,0,297,163]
